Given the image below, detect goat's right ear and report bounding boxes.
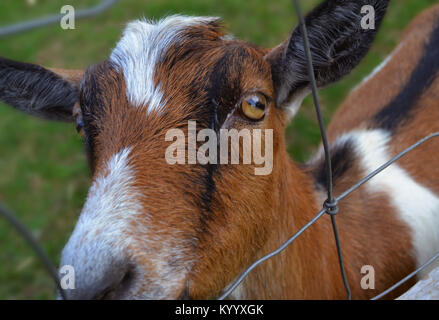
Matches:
[0,57,83,122]
[265,0,390,110]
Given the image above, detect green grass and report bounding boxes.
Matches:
[0,0,437,299]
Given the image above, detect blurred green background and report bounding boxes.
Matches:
[0,0,436,299]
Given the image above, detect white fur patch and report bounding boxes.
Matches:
[60,148,145,299]
[60,148,192,299]
[285,89,310,120]
[341,130,439,277]
[110,15,218,112]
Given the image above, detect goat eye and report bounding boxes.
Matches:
[241,93,267,121]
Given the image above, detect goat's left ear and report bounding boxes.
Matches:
[266,0,390,108]
[0,57,83,122]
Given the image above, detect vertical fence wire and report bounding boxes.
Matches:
[218,1,439,301]
[292,0,351,300]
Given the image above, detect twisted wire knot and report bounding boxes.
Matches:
[324,199,339,216]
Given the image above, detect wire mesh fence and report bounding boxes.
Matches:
[219,0,439,300]
[0,0,118,38]
[219,131,439,300]
[1,0,439,300]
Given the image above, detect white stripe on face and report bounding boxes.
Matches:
[60,147,145,298]
[70,147,142,245]
[346,129,439,277]
[60,147,192,299]
[110,15,218,112]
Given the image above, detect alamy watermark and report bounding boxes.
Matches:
[57,4,378,31]
[59,265,75,290]
[165,121,273,176]
[361,265,376,290]
[59,264,378,292]
[361,5,376,30]
[60,5,75,30]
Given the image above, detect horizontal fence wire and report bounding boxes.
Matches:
[372,251,439,300]
[219,132,439,300]
[0,0,118,38]
[218,209,327,300]
[218,0,439,300]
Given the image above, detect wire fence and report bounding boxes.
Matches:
[1,0,439,300]
[219,0,439,300]
[0,0,118,38]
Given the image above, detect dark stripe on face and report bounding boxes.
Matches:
[206,46,248,130]
[196,46,247,219]
[311,140,355,189]
[80,61,116,171]
[373,20,439,131]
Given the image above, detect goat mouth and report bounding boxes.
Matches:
[94,269,135,300]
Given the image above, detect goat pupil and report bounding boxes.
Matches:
[248,96,265,110]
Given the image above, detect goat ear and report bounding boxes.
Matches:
[266,0,389,109]
[0,57,84,122]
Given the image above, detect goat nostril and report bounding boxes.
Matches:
[93,269,135,300]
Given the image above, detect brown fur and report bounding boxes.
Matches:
[53,6,439,299]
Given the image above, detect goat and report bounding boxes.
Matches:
[1,0,439,300]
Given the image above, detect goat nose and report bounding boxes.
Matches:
[58,257,135,300]
[58,234,136,300]
[58,258,134,300]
